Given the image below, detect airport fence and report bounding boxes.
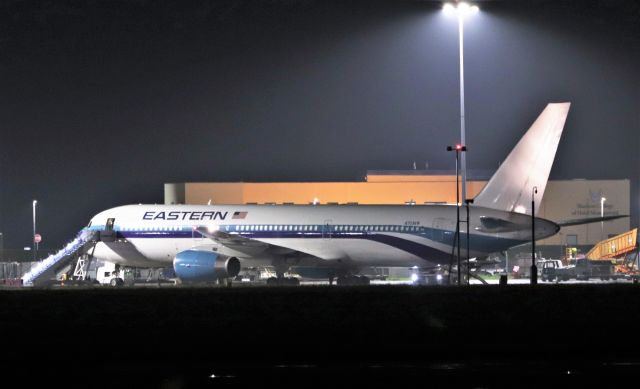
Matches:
[0,262,38,280]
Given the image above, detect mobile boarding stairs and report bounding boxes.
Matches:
[20,229,112,287]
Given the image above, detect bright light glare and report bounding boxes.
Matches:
[207,224,219,233]
[514,205,527,214]
[436,274,443,281]
[411,273,419,283]
[442,2,479,16]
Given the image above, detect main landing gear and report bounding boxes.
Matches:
[267,267,301,286]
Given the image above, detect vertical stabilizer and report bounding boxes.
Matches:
[473,103,571,214]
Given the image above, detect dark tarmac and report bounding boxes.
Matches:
[2,284,640,387]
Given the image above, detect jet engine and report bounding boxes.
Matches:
[173,250,240,282]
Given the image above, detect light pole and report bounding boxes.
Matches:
[32,200,37,261]
[531,187,538,285]
[448,144,466,285]
[465,198,473,285]
[443,1,478,204]
[600,196,606,241]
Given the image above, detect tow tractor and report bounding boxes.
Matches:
[96,262,135,286]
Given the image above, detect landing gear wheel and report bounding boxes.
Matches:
[110,278,124,287]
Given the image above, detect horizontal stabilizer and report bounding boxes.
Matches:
[475,216,530,233]
[557,215,629,227]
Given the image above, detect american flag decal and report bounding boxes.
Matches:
[232,211,248,219]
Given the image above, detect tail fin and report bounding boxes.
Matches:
[473,102,571,214]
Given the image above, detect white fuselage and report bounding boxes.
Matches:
[86,204,559,270]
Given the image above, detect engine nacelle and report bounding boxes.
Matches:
[173,250,240,283]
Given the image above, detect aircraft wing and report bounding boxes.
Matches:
[195,227,304,257]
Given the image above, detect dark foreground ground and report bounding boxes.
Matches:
[2,284,640,387]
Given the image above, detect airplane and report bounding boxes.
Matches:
[70,102,602,286]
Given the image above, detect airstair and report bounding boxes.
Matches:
[21,229,99,287]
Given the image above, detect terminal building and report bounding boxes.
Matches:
[165,170,631,261]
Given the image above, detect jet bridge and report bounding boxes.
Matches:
[21,229,99,287]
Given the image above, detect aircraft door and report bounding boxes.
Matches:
[323,220,332,240]
[100,218,117,242]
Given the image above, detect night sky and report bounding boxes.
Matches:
[1,0,638,250]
